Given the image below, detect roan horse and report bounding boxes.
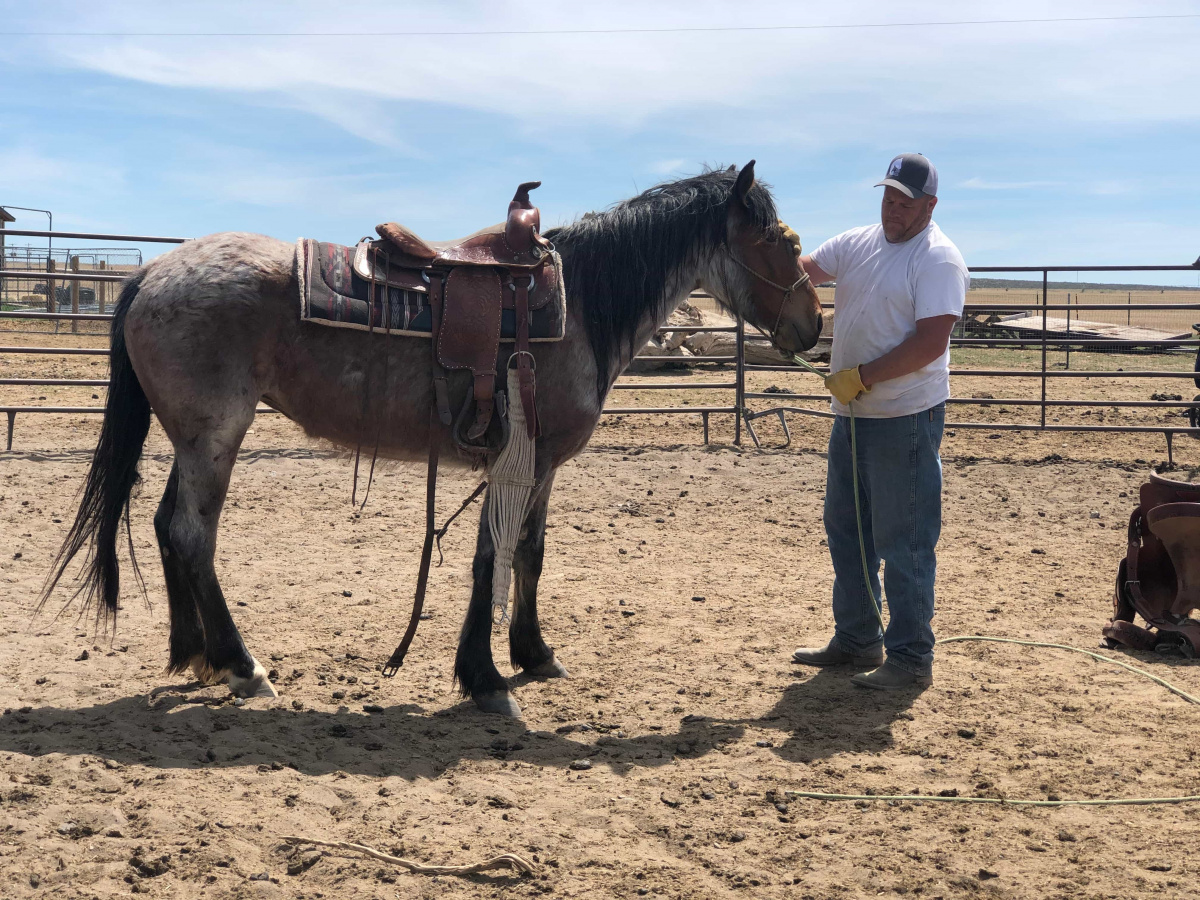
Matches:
[44,162,822,716]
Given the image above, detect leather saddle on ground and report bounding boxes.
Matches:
[296,182,565,452]
[1105,471,1200,657]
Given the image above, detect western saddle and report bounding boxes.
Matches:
[372,181,555,447]
[1106,471,1200,658]
[372,181,559,676]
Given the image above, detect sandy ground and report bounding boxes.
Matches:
[3,334,1200,899]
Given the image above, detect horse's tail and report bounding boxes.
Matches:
[41,270,152,629]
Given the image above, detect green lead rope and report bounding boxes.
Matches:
[787,352,1198,705]
[777,352,1199,808]
[788,354,883,628]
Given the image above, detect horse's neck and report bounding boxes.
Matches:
[619,260,705,381]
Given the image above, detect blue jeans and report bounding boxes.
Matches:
[824,403,945,676]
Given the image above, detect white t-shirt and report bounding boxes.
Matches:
[811,221,968,418]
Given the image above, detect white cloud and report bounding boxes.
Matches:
[4,0,1196,149]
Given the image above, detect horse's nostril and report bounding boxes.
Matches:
[817,315,824,335]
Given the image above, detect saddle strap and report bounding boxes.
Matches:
[1120,507,1169,629]
[514,276,540,439]
[382,407,443,676]
[428,273,453,426]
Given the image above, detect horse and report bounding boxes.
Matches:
[43,161,823,717]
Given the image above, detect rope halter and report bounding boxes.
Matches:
[724,221,812,343]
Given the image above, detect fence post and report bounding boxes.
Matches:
[70,255,80,334]
[1065,291,1071,370]
[97,259,106,316]
[734,314,745,446]
[1041,269,1048,428]
[45,257,55,314]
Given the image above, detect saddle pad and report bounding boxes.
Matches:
[296,239,566,341]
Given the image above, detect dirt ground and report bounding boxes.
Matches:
[3,335,1200,900]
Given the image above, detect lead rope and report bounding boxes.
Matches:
[781,351,1200,809]
[788,353,882,628]
[788,351,1198,701]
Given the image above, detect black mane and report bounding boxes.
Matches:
[545,167,779,401]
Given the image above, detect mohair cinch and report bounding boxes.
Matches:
[487,364,538,624]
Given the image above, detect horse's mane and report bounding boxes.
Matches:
[545,166,780,401]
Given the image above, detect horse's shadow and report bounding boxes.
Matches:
[0,689,743,780]
[0,668,916,776]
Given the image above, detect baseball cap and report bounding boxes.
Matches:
[875,153,938,199]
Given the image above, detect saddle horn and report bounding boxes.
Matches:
[511,181,542,210]
[507,182,548,255]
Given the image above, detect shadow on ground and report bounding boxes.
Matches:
[0,665,932,779]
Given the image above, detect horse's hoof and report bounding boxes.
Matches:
[526,655,569,679]
[475,691,522,717]
[228,662,278,699]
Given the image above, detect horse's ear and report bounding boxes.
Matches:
[734,160,756,209]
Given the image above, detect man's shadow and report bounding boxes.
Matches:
[727,666,922,763]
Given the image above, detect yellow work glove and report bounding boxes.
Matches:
[824,366,869,405]
[778,220,802,257]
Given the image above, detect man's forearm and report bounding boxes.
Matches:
[799,255,832,285]
[858,316,958,388]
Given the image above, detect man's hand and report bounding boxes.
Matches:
[798,254,832,286]
[825,366,869,405]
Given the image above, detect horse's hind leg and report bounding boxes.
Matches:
[164,409,275,698]
[455,494,520,717]
[154,464,206,676]
[509,474,568,678]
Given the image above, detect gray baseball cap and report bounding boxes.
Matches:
[875,153,938,199]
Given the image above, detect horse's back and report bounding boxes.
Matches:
[136,232,295,309]
[123,233,297,422]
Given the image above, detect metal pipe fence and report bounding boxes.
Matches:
[743,262,1200,460]
[3,230,1199,456]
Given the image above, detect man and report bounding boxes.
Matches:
[792,153,969,690]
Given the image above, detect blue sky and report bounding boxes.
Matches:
[2,0,1199,285]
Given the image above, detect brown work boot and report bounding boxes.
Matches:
[850,662,932,691]
[791,640,883,668]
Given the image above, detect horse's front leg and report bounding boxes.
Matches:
[454,494,521,716]
[509,472,569,678]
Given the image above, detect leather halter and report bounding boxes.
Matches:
[725,247,812,343]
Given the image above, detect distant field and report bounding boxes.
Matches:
[964,288,1200,336]
[691,288,1200,338]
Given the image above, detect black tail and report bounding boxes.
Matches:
[41,271,152,630]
